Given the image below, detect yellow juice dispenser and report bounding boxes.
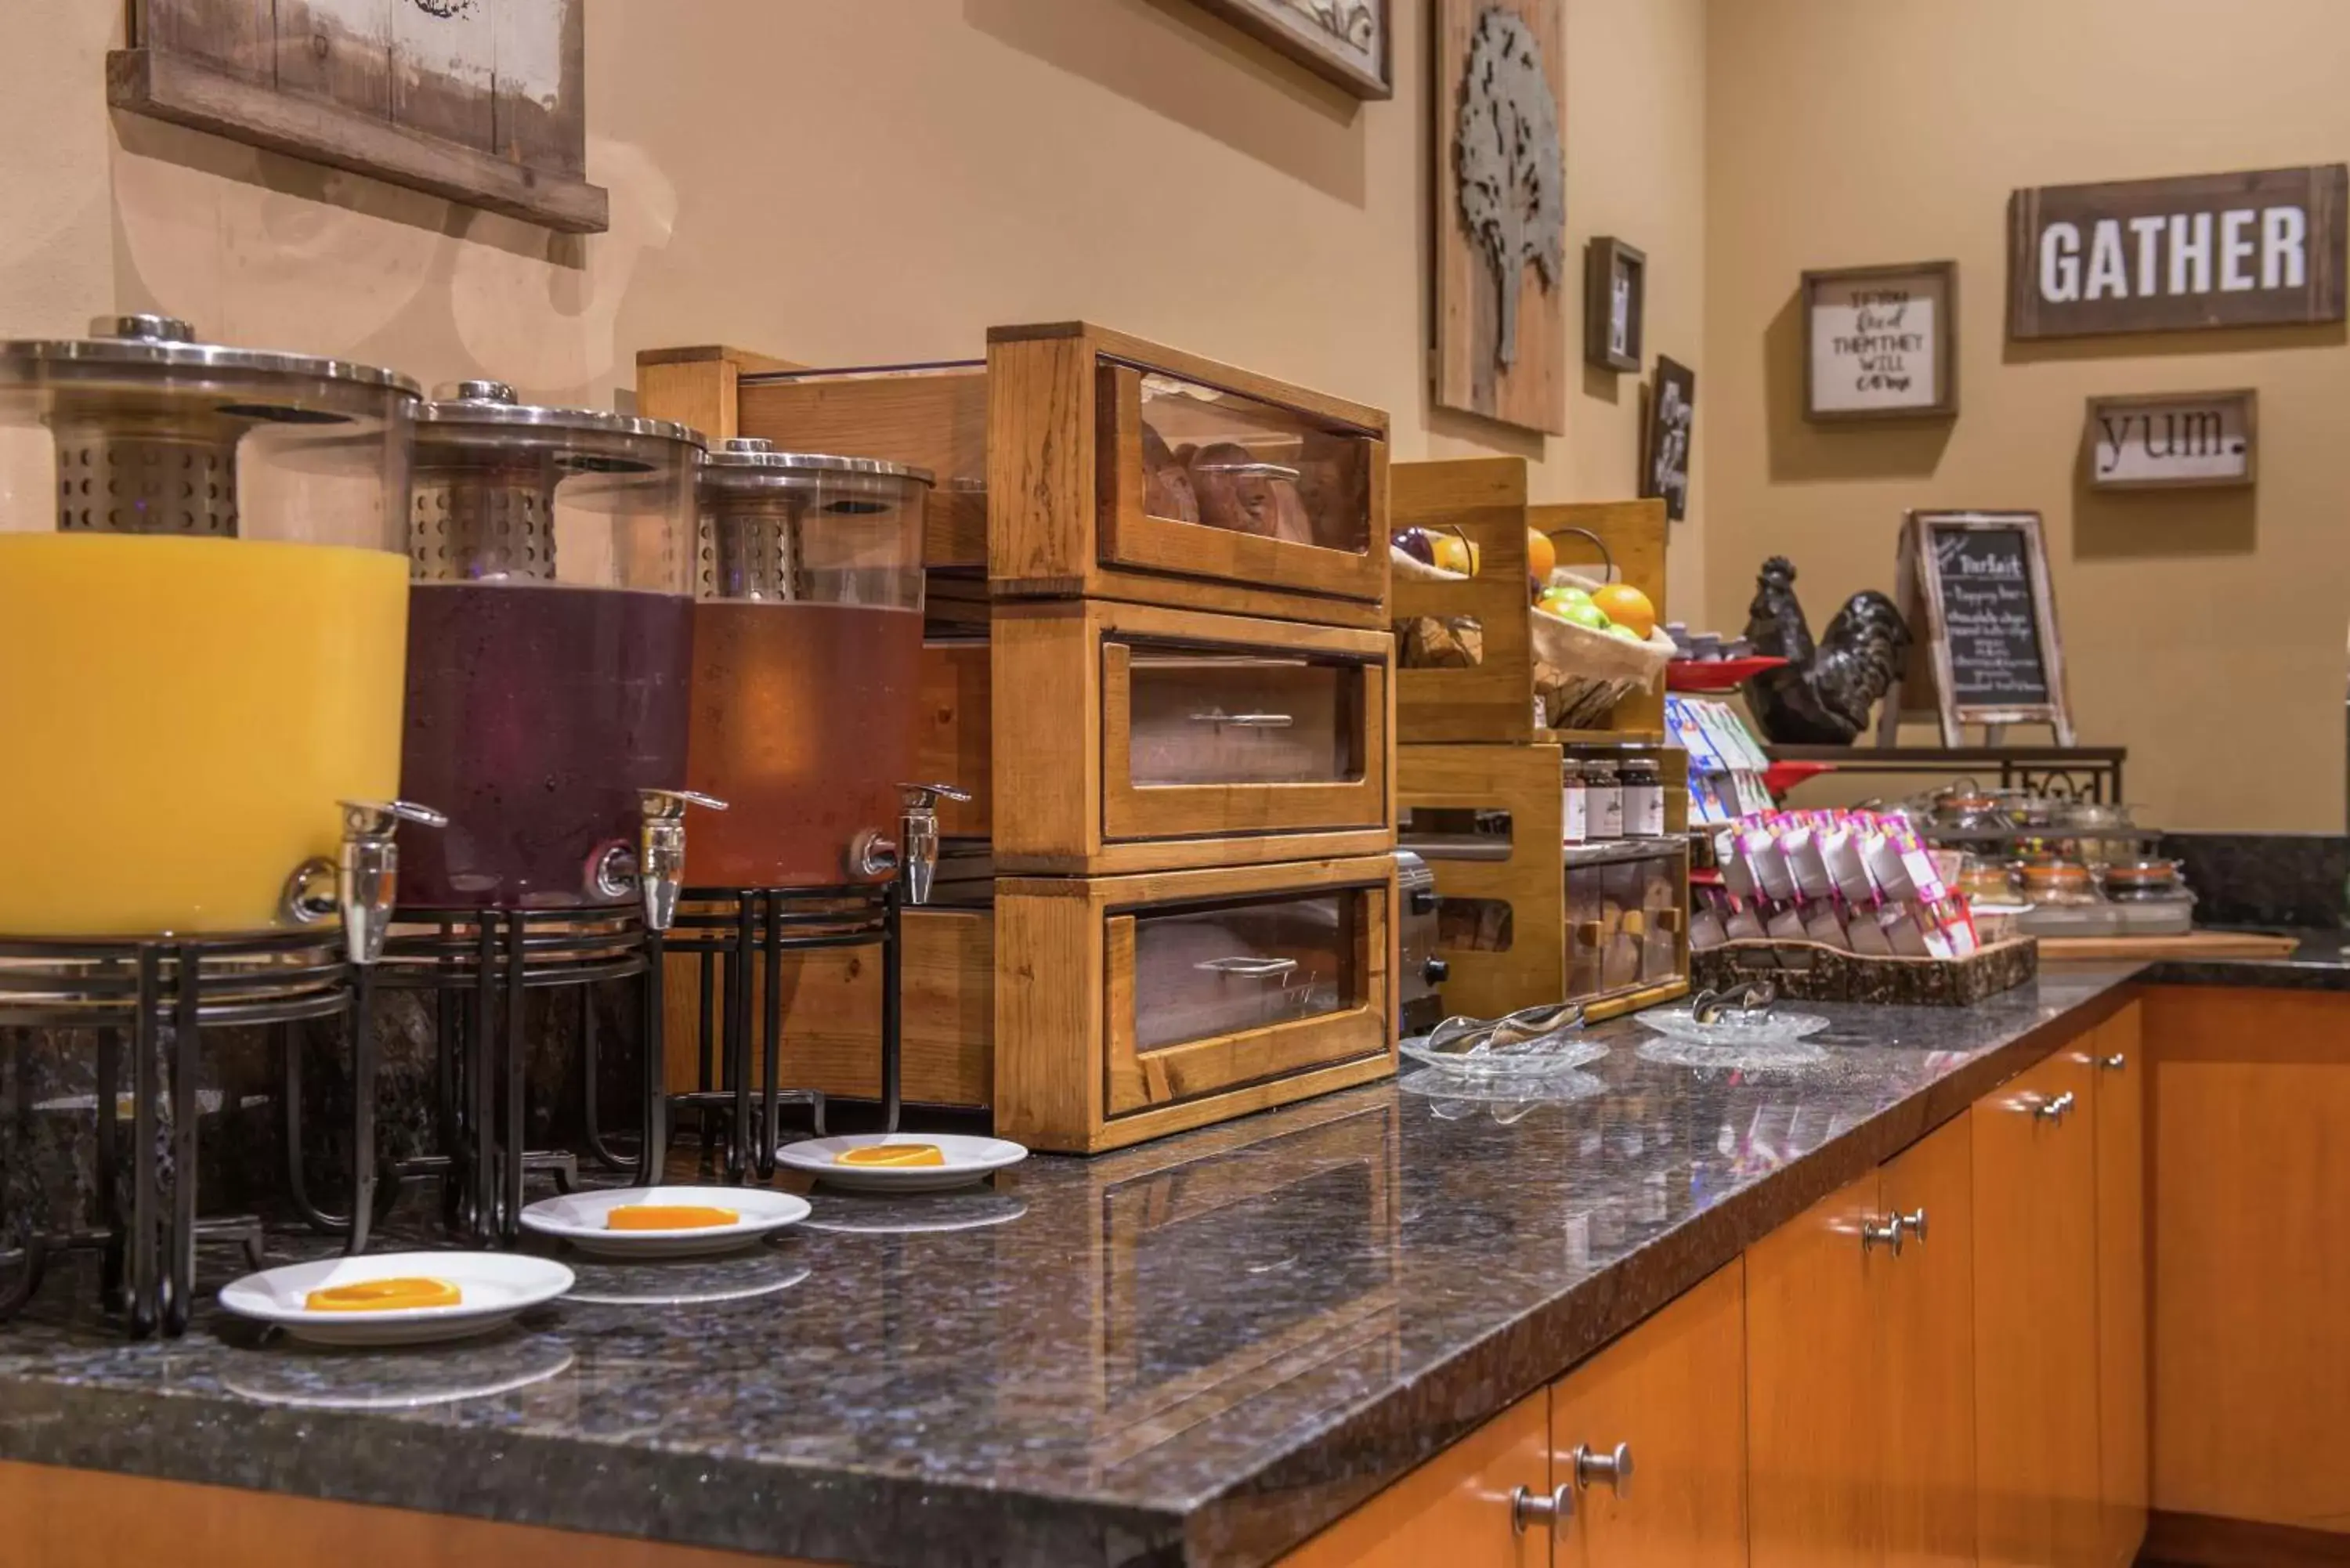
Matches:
[0,315,433,949]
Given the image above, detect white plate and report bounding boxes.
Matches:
[775,1133,1029,1193]
[518,1185,810,1259]
[217,1252,573,1348]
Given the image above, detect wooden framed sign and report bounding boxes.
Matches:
[1879,510,2074,745]
[1802,261,1957,421]
[2008,164,2347,340]
[1641,355,1695,523]
[1584,237,1647,372]
[2084,389,2257,490]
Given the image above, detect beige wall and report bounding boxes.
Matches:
[0,0,1705,609]
[1704,0,2350,832]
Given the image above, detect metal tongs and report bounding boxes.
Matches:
[1422,1000,1589,1058]
[1688,981,1778,1027]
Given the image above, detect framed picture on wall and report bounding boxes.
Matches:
[1184,0,1392,98]
[1802,260,1958,421]
[1642,356,1696,522]
[1585,237,1647,372]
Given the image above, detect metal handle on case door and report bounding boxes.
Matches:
[1896,1208,1929,1246]
[2034,1089,2077,1123]
[2099,1052,2128,1071]
[1571,1442,1633,1496]
[1860,1215,1904,1256]
[1187,710,1296,729]
[1194,956,1300,979]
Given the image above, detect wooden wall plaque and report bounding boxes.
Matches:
[1802,260,1958,421]
[2008,165,2346,340]
[1584,237,1646,374]
[1881,510,2074,745]
[1434,0,1567,435]
[109,0,606,233]
[2084,389,2257,490]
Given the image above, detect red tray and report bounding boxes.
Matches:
[1763,761,1837,797]
[1667,656,1789,692]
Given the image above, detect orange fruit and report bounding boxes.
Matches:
[1589,583,1657,639]
[606,1205,739,1230]
[305,1277,461,1313]
[834,1143,946,1168]
[1527,528,1556,582]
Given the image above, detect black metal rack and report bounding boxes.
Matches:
[1762,744,2128,804]
[661,882,902,1184]
[0,930,351,1338]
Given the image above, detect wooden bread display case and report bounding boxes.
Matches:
[987,322,1390,628]
[992,598,1394,875]
[994,855,1399,1154]
[1391,457,1668,744]
[1398,742,1690,1024]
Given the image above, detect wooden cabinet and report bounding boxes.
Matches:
[1878,1115,1977,1568]
[992,856,1397,1153]
[2146,987,2350,1537]
[1549,1261,1748,1568]
[2090,1004,2147,1567]
[1747,1172,1885,1568]
[1973,1048,2102,1568]
[1744,1117,1975,1568]
[1277,1393,1552,1568]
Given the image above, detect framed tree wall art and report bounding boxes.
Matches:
[1641,356,1695,522]
[1184,0,1392,98]
[1434,0,1567,435]
[1585,237,1646,373]
[1802,261,1958,421]
[109,0,606,233]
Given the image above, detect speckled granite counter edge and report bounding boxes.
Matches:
[0,1376,1189,1568]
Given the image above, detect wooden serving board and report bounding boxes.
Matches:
[2037,931,2305,962]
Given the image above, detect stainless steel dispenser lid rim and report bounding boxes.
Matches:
[703,436,933,486]
[419,379,707,450]
[0,314,423,397]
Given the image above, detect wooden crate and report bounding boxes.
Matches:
[991,598,1396,876]
[1398,742,1690,1024]
[988,322,1390,628]
[994,855,1398,1154]
[659,907,993,1107]
[1390,457,1669,744]
[635,345,986,570]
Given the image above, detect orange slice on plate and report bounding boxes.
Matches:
[833,1143,946,1169]
[305,1277,461,1313]
[606,1205,739,1231]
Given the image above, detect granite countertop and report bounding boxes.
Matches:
[0,956,2334,1567]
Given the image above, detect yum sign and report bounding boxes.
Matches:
[2008,165,2346,338]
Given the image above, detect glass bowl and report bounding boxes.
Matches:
[1636,1005,1831,1049]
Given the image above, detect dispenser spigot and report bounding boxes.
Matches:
[893,782,970,905]
[332,800,445,965]
[637,789,727,931]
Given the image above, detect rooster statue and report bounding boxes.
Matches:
[1739,557,1913,745]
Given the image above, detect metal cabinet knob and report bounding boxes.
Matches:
[1860,1216,1904,1255]
[2099,1053,2128,1071]
[1571,1442,1633,1496]
[1896,1208,1929,1246]
[2034,1089,2077,1123]
[1510,1483,1573,1532]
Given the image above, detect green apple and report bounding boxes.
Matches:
[1557,601,1611,631]
[1607,623,1646,642]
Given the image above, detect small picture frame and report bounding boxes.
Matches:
[1802,260,1958,421]
[2083,389,2258,490]
[1585,237,1647,372]
[1641,355,1696,522]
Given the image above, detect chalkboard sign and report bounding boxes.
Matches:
[1879,511,2074,744]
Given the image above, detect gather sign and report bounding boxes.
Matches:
[2007,164,2346,339]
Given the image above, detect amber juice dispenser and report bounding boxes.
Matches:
[0,315,430,948]
[686,442,943,893]
[400,382,715,924]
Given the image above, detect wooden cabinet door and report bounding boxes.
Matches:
[1973,1048,2102,1568]
[1747,1170,1886,1568]
[2147,988,2350,1534]
[1549,1261,1747,1568]
[1880,1115,1977,1568]
[1277,1391,1552,1567]
[2091,1005,2148,1567]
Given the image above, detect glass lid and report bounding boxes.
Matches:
[0,313,421,399]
